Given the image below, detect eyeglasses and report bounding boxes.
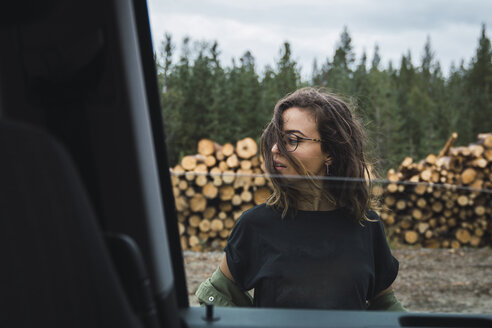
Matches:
[282,132,322,152]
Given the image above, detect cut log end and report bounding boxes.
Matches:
[198,139,216,156]
[404,231,419,244]
[222,143,235,157]
[455,228,471,244]
[461,168,477,185]
[236,137,258,159]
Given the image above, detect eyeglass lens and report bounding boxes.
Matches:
[283,133,298,152]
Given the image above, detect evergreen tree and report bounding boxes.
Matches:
[231,51,262,140]
[275,42,300,96]
[188,42,215,142]
[155,29,491,167]
[371,44,381,71]
[311,58,322,86]
[157,33,174,92]
[466,23,492,142]
[333,26,356,70]
[396,51,418,157]
[208,41,229,143]
[417,36,445,155]
[352,50,370,102]
[258,65,280,132]
[318,26,355,93]
[445,61,470,142]
[364,46,404,171]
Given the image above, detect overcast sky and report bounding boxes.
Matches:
[147,0,492,78]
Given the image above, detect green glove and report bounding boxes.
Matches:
[195,266,253,307]
[367,290,407,311]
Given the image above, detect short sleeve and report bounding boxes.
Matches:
[223,210,261,291]
[369,214,399,300]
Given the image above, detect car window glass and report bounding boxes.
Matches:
[147,0,492,313]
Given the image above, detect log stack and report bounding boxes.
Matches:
[171,138,273,251]
[172,133,492,251]
[379,132,492,248]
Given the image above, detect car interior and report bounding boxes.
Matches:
[1,0,491,327]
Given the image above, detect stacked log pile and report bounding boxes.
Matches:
[172,133,491,251]
[379,133,492,248]
[171,138,273,251]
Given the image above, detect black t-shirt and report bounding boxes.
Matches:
[224,204,399,310]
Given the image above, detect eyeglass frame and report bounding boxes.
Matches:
[282,132,323,152]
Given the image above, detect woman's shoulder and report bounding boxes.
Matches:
[366,210,381,221]
[241,203,278,220]
[363,210,391,241]
[236,203,280,227]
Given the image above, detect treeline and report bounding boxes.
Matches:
[156,25,492,173]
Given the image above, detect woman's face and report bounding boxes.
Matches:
[271,107,329,177]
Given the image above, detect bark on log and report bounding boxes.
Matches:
[479,133,492,148]
[425,154,437,165]
[469,144,484,158]
[178,222,185,235]
[438,132,458,157]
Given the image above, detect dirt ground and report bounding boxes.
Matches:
[183,247,492,313]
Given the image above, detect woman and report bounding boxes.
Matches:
[196,87,405,311]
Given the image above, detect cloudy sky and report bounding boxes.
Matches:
[147,0,492,78]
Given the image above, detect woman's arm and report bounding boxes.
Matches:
[220,255,235,281]
[195,255,253,307]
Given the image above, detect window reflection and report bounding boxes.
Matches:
[152,7,492,313]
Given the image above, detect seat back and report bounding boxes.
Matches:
[0,120,142,328]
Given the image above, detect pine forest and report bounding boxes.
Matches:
[156,25,491,174]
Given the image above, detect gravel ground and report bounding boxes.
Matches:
[183,247,492,313]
